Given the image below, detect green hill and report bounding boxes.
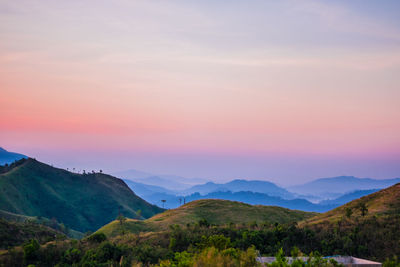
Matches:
[98,199,317,237]
[302,182,400,225]
[300,183,400,259]
[0,158,163,233]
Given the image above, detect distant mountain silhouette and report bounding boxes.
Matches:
[114,169,208,191]
[124,185,336,212]
[123,179,176,196]
[133,176,192,190]
[182,179,294,199]
[113,169,153,179]
[121,176,399,212]
[287,176,400,198]
[0,147,27,165]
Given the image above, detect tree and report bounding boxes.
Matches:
[269,248,288,267]
[359,202,368,217]
[161,199,166,209]
[63,248,82,264]
[87,232,107,243]
[117,214,126,225]
[345,207,353,218]
[291,246,302,258]
[198,218,210,228]
[136,209,142,219]
[23,239,40,263]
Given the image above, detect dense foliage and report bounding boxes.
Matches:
[1,216,398,266]
[0,218,65,249]
[0,209,84,239]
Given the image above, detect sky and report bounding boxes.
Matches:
[1,0,399,185]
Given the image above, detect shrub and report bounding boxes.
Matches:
[87,232,107,243]
[23,239,40,263]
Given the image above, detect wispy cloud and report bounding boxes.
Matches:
[289,0,400,42]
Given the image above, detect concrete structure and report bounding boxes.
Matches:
[256,256,382,267]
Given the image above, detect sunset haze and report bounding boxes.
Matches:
[1,0,399,184]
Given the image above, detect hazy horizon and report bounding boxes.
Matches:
[2,145,399,187]
[1,1,399,185]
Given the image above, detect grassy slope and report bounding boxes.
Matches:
[98,199,317,237]
[302,183,400,225]
[0,158,163,233]
[300,183,400,260]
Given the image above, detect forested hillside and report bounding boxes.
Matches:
[0,158,163,232]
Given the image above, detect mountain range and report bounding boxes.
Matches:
[288,176,400,197]
[1,147,399,224]
[123,179,176,196]
[122,176,400,212]
[127,190,335,212]
[118,167,400,206]
[180,179,294,198]
[113,169,208,190]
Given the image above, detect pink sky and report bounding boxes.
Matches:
[1,1,399,184]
